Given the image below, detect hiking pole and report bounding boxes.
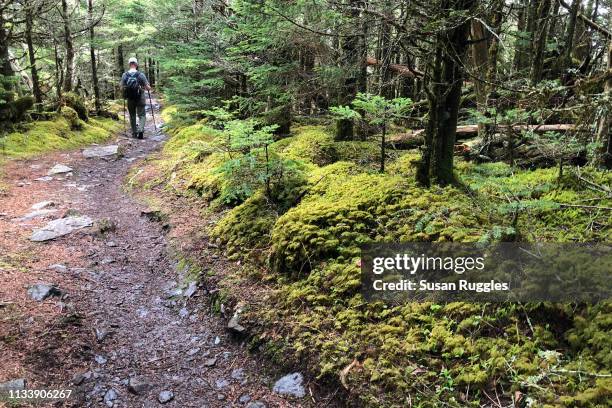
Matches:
[147,90,157,131]
[123,98,127,136]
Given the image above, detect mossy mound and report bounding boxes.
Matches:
[211,192,278,261]
[60,106,84,130]
[61,92,88,121]
[0,116,120,159]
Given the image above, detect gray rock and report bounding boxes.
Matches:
[246,402,267,408]
[94,354,107,365]
[128,376,153,395]
[30,216,93,242]
[203,357,217,367]
[95,327,110,342]
[214,378,230,390]
[272,373,305,398]
[31,200,55,210]
[19,209,57,221]
[184,281,197,298]
[227,314,246,333]
[83,145,119,159]
[48,264,68,273]
[34,176,53,182]
[106,241,117,247]
[179,307,189,318]
[186,347,200,356]
[48,164,73,175]
[158,390,174,404]
[231,368,246,382]
[239,394,251,404]
[217,393,226,401]
[214,336,221,345]
[103,388,118,407]
[27,284,62,301]
[0,378,26,391]
[72,371,92,385]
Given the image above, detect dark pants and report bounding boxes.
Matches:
[127,99,146,135]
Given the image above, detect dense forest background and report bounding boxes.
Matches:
[1,0,611,176]
[1,0,611,407]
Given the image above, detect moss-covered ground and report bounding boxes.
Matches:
[136,108,611,407]
[0,115,120,160]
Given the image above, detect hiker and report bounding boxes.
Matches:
[120,57,151,139]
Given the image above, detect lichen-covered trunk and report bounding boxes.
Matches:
[417,0,474,186]
[62,0,74,92]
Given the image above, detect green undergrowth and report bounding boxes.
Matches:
[0,115,120,160]
[135,106,611,407]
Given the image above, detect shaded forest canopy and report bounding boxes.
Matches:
[1,0,612,407]
[1,0,611,177]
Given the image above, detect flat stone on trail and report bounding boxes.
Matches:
[31,200,54,210]
[158,390,174,404]
[27,284,62,301]
[94,354,107,365]
[184,281,198,298]
[246,402,267,408]
[30,216,93,241]
[49,264,68,272]
[203,357,217,367]
[48,164,73,175]
[0,378,26,391]
[103,388,118,407]
[214,378,230,390]
[19,209,57,221]
[128,376,153,395]
[83,145,119,159]
[34,176,53,182]
[272,373,306,398]
[228,314,246,333]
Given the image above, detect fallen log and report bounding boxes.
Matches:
[389,124,578,148]
[366,57,424,79]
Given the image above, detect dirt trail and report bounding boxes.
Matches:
[0,98,303,408]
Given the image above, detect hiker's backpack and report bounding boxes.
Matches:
[123,72,142,100]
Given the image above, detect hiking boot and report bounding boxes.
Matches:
[138,132,144,139]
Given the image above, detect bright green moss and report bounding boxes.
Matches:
[211,192,278,260]
[140,119,612,407]
[0,116,120,159]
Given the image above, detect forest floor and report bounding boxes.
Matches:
[0,98,325,408]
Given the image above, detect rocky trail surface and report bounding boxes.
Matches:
[0,98,310,408]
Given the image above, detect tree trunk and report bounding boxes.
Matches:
[530,0,551,85]
[0,11,12,79]
[148,58,156,87]
[53,39,63,99]
[596,43,612,168]
[563,0,579,67]
[88,0,101,112]
[513,0,527,72]
[61,0,74,92]
[417,0,475,186]
[470,19,489,139]
[24,6,42,107]
[115,44,124,97]
[335,0,362,141]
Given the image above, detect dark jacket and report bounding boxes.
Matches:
[120,70,150,105]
